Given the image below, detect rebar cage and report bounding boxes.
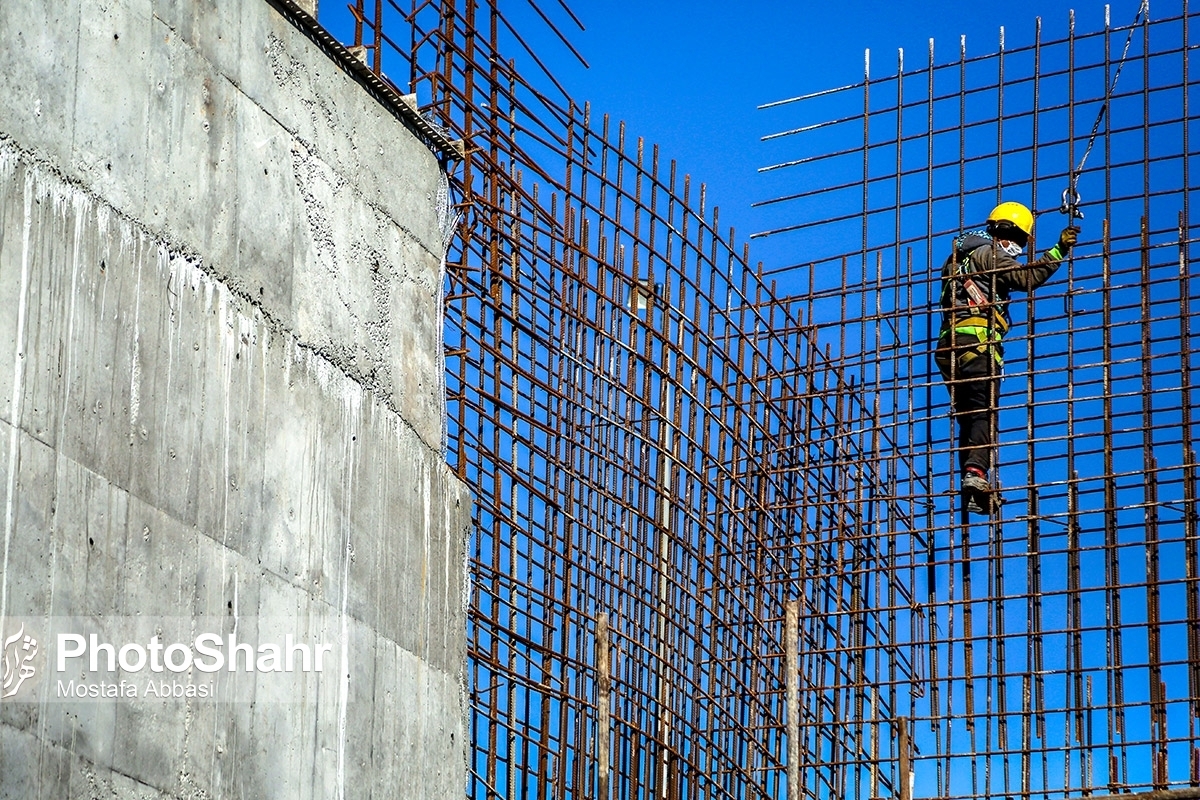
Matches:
[315,1,1200,798]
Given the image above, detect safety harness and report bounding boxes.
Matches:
[939,236,1011,367]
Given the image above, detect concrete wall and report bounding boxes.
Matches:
[0,1,469,798]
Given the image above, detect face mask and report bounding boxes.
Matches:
[999,240,1023,257]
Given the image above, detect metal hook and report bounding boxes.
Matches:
[1060,186,1084,219]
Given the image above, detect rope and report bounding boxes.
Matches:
[1060,0,1150,218]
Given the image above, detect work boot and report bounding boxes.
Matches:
[961,470,991,516]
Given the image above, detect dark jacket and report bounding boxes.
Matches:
[938,230,1066,335]
[936,230,1066,373]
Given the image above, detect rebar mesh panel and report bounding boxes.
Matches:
[757,4,1200,797]
[319,1,912,798]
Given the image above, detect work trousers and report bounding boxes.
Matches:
[937,334,1002,475]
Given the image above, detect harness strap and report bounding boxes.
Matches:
[938,319,1007,367]
[938,316,1010,341]
[955,313,1010,336]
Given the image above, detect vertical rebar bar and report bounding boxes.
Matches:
[787,600,800,800]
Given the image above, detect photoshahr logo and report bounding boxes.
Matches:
[1,621,42,700]
[0,617,337,703]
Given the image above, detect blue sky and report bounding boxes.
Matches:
[562,0,1127,258]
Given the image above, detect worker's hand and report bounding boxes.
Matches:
[1057,226,1080,255]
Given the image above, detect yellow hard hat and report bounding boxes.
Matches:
[987,201,1034,235]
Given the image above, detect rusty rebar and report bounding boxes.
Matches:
[311,2,1200,799]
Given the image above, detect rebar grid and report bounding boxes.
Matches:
[323,1,920,799]
[317,0,1200,798]
[756,2,1200,798]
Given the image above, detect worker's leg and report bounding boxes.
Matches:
[937,332,1002,476]
[955,370,1000,476]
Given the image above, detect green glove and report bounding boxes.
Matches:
[1057,226,1080,255]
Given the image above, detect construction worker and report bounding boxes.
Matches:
[935,201,1079,514]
